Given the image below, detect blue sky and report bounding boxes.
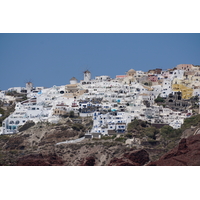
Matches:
[0,33,200,90]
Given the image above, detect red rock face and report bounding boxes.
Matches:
[109,158,138,166]
[148,134,200,166]
[17,154,64,166]
[124,149,150,165]
[81,157,96,166]
[109,149,150,166]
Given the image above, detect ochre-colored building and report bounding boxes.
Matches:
[172,84,193,99]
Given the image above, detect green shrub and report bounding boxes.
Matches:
[72,123,84,131]
[127,119,149,133]
[69,111,75,118]
[125,133,132,139]
[115,137,126,143]
[143,127,159,140]
[181,114,200,131]
[141,121,147,128]
[147,138,159,145]
[101,135,116,140]
[160,125,181,139]
[127,119,140,132]
[155,95,165,103]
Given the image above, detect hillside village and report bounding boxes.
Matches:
[1,64,200,139]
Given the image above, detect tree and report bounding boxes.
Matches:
[69,111,75,118]
[160,125,182,139]
[143,127,159,140]
[160,125,174,139]
[155,95,165,103]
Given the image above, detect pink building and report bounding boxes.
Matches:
[148,75,158,82]
[116,75,127,79]
[175,64,193,71]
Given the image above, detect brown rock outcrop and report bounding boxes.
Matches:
[109,149,150,166]
[16,153,64,166]
[81,156,96,166]
[148,134,200,166]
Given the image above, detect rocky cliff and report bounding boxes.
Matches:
[0,119,152,166]
[1,116,200,166]
[148,134,200,166]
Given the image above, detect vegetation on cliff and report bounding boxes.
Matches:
[0,114,200,166]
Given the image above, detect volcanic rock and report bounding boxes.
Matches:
[109,149,150,166]
[16,153,64,166]
[148,134,200,166]
[81,156,96,166]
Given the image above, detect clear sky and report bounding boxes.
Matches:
[0,33,200,90]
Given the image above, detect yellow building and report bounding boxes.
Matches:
[172,84,193,99]
[173,71,198,89]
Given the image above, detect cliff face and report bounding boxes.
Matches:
[0,120,152,166]
[148,134,200,166]
[108,149,150,166]
[1,118,200,166]
[17,153,63,166]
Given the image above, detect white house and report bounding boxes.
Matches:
[160,78,172,98]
